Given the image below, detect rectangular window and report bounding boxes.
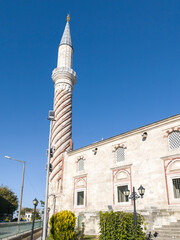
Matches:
[173,178,180,198]
[77,191,84,205]
[169,131,180,150]
[117,185,128,203]
[116,148,125,162]
[78,159,84,171]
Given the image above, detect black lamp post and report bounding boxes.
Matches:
[124,185,145,226]
[30,198,39,240]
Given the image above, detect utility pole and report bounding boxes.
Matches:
[4,156,25,222]
[42,111,55,240]
[19,161,25,222]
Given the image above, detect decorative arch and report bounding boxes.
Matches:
[113,143,127,151]
[164,127,180,138]
[114,170,130,183]
[167,159,180,172]
[75,178,86,188]
[76,155,86,162]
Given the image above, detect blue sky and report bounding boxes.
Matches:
[0,0,180,208]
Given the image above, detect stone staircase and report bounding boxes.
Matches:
[154,220,180,239]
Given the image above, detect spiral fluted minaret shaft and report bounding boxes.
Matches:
[50,89,72,182]
[50,16,76,190]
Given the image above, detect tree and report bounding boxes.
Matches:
[40,200,45,207]
[40,200,45,216]
[20,207,32,216]
[0,185,18,217]
[31,210,41,220]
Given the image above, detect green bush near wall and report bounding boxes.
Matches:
[49,210,76,240]
[99,211,146,240]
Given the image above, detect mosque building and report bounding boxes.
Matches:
[48,16,180,235]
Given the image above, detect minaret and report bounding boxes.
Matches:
[50,15,76,190]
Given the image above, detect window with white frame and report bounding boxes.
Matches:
[168,131,180,150]
[116,147,125,162]
[117,185,129,203]
[172,178,180,198]
[78,159,84,171]
[75,189,85,207]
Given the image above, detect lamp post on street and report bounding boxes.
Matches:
[30,198,39,240]
[124,185,145,226]
[4,156,25,222]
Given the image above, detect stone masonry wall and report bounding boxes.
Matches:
[50,114,180,234]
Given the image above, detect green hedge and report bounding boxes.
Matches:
[99,211,146,240]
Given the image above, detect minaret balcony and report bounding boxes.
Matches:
[52,67,77,86]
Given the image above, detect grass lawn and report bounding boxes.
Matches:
[46,236,98,240]
[84,236,98,239]
[46,237,52,240]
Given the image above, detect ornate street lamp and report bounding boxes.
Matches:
[138,185,145,198]
[30,198,39,240]
[124,185,145,226]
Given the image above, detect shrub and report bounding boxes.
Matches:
[49,210,76,240]
[99,211,146,240]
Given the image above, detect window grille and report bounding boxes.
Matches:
[78,159,84,171]
[77,191,84,205]
[173,178,180,198]
[168,131,180,149]
[117,185,128,202]
[116,147,125,162]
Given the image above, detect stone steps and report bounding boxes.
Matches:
[154,220,180,240]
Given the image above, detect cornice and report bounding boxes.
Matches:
[68,114,180,156]
[73,172,88,178]
[161,153,180,160]
[110,164,132,170]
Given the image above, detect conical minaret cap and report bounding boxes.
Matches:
[60,15,72,48]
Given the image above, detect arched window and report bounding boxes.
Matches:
[116,147,125,162]
[168,131,180,149]
[78,159,84,171]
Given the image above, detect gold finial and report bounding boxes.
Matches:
[67,14,70,22]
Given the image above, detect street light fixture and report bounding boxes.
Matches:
[124,185,145,226]
[42,110,55,240]
[33,198,39,206]
[138,185,145,198]
[124,188,130,197]
[31,198,39,240]
[4,156,25,222]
